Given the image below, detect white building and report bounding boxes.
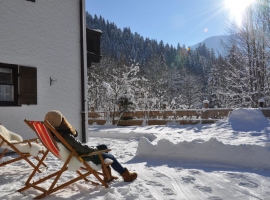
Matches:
[0,0,97,142]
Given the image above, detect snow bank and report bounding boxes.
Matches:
[89,128,157,142]
[136,137,270,170]
[135,108,270,170]
[228,108,269,132]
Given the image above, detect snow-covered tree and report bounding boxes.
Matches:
[178,69,203,109]
[221,0,270,107]
[88,57,144,121]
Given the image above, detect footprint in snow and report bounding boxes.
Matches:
[146,167,155,171]
[162,187,176,195]
[145,180,164,187]
[117,187,129,195]
[174,167,184,172]
[133,183,155,199]
[124,193,139,200]
[182,176,196,184]
[208,196,223,200]
[189,170,200,175]
[154,172,166,177]
[226,173,259,188]
[124,152,134,156]
[238,181,258,188]
[194,185,212,193]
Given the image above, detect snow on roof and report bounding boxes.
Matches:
[92,29,102,33]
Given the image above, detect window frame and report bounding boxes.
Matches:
[0,63,19,106]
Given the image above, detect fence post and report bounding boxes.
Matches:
[202,100,209,119]
[258,98,265,108]
[145,110,148,125]
[203,100,209,109]
[162,103,166,110]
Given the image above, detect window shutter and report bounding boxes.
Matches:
[86,28,102,64]
[19,66,37,105]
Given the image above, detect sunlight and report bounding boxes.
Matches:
[224,0,255,25]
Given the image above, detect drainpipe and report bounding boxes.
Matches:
[79,0,87,142]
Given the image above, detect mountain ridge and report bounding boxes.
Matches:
[190,35,230,56]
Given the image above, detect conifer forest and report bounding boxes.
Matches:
[86,1,270,112]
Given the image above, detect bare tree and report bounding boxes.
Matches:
[221,1,270,108]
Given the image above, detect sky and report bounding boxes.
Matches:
[1,108,270,199]
[86,0,232,47]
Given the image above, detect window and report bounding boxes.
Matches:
[0,64,18,106]
[0,68,14,101]
[0,63,37,106]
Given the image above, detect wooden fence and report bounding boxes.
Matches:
[88,108,237,126]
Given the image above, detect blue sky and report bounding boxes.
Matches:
[86,0,230,47]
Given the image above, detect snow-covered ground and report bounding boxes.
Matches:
[1,108,270,199]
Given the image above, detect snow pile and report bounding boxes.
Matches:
[135,108,270,170]
[136,137,270,170]
[229,108,269,132]
[89,128,157,142]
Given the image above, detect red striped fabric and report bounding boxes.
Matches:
[31,121,60,158]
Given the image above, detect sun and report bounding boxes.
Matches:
[224,0,255,25]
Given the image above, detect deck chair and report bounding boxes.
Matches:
[0,123,47,173]
[19,120,113,199]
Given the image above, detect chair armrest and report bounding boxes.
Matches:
[11,138,40,146]
[80,149,111,157]
[21,138,39,143]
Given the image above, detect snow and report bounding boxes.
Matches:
[258,98,265,103]
[92,29,102,33]
[190,35,230,56]
[1,108,270,199]
[229,108,270,132]
[203,100,209,104]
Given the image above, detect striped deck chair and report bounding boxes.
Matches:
[19,120,112,199]
[0,123,46,173]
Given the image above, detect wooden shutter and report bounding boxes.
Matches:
[19,66,37,105]
[86,28,102,64]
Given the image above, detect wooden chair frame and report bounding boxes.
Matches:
[0,124,47,173]
[19,120,112,199]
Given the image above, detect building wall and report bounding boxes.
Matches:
[0,0,87,141]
